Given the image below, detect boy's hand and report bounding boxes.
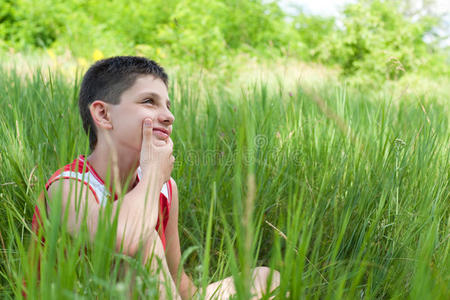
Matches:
[140,118,174,185]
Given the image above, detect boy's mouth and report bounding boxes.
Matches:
[153,127,170,139]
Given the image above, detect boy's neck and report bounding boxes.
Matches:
[86,144,139,193]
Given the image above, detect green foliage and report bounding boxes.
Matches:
[0,0,290,68]
[0,0,68,49]
[0,0,449,81]
[291,13,337,61]
[313,0,449,82]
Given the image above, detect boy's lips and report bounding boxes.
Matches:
[153,127,170,139]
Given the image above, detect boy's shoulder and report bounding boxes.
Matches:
[45,155,110,204]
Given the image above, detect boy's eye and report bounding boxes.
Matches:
[143,98,154,104]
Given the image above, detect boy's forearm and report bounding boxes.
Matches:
[145,231,182,300]
[113,175,163,256]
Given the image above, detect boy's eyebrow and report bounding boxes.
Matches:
[138,91,171,107]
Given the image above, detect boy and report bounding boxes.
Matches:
[32,56,280,299]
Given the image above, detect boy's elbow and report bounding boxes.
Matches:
[114,223,143,256]
[115,236,139,257]
[114,225,161,259]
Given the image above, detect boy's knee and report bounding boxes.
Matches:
[253,266,280,285]
[250,267,280,299]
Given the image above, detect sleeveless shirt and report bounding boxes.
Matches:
[31,155,172,249]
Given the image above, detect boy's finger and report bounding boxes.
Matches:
[141,118,153,162]
[142,118,153,143]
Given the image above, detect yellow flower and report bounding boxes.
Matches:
[92,49,104,61]
[46,49,56,61]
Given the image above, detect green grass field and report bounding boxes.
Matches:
[0,65,448,299]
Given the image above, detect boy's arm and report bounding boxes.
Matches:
[47,175,161,257]
[47,179,181,299]
[165,178,199,299]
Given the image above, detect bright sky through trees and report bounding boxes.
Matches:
[279,0,449,16]
[279,0,356,16]
[279,0,450,46]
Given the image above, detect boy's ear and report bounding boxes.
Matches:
[89,100,113,130]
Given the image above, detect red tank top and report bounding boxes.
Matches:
[31,155,172,249]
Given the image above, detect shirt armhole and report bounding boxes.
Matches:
[46,177,101,205]
[167,179,173,210]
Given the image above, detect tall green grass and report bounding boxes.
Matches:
[0,67,448,299]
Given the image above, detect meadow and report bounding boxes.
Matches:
[0,60,448,299]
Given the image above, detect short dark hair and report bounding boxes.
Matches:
[79,56,168,151]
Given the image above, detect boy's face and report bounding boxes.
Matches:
[108,74,174,155]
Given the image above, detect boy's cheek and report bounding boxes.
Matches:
[115,123,142,152]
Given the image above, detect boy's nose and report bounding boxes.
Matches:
[160,109,175,125]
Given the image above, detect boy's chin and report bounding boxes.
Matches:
[153,138,168,146]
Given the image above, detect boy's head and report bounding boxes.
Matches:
[79,56,169,151]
